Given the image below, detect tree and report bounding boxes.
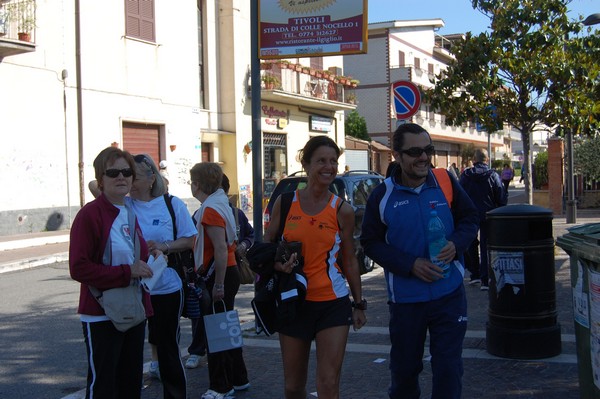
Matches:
[460,143,476,168]
[425,0,600,204]
[574,135,600,181]
[345,110,371,142]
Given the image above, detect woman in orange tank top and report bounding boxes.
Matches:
[264,136,367,399]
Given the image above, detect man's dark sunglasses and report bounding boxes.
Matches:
[104,168,134,178]
[400,145,435,158]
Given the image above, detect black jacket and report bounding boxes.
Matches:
[459,162,507,221]
[247,241,307,335]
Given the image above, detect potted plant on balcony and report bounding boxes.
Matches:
[346,93,357,105]
[261,75,280,90]
[17,17,35,42]
[277,60,290,69]
[260,61,273,70]
[9,0,36,42]
[350,79,360,88]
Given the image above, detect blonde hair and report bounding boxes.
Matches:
[134,154,166,198]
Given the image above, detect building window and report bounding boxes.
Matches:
[414,57,421,70]
[263,133,287,180]
[399,51,405,67]
[125,0,155,42]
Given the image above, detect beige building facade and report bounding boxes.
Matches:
[343,19,506,169]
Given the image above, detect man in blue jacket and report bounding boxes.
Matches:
[361,123,478,399]
[459,149,506,290]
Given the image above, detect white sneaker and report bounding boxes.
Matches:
[148,361,161,380]
[201,388,235,399]
[185,354,201,369]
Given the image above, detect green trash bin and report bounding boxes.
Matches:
[556,223,600,399]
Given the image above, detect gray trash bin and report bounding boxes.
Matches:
[556,223,600,399]
[485,204,561,359]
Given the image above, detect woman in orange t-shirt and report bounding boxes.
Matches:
[190,162,249,399]
[264,136,367,399]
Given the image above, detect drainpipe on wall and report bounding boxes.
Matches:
[62,69,72,227]
[75,0,85,207]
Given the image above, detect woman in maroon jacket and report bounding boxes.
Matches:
[69,147,156,399]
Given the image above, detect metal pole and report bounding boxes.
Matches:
[566,128,577,223]
[75,0,85,207]
[250,0,264,240]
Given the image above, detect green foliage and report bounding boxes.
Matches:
[345,110,370,142]
[574,135,600,181]
[533,151,549,189]
[491,159,504,170]
[425,0,600,203]
[460,143,476,166]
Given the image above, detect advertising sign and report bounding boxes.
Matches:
[259,0,367,59]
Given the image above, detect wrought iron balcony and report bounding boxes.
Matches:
[0,0,36,60]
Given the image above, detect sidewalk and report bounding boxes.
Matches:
[2,204,600,398]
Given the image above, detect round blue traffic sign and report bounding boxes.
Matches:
[392,81,421,120]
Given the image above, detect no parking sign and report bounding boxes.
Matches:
[392,81,421,120]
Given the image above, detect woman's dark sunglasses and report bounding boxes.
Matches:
[134,154,153,170]
[400,145,435,158]
[104,168,133,178]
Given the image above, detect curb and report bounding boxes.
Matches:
[0,252,69,274]
[0,234,69,251]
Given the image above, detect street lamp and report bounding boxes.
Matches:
[583,13,600,26]
[563,14,600,223]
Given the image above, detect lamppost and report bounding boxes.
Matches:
[565,13,600,224]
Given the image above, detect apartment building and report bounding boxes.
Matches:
[0,0,354,235]
[343,19,506,169]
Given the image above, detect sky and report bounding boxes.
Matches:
[367,0,600,35]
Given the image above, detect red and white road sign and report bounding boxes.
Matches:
[392,81,421,120]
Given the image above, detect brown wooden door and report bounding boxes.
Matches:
[123,122,161,165]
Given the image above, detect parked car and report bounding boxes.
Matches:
[263,170,384,274]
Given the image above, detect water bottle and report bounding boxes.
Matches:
[428,209,450,278]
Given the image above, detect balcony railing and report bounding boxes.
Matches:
[0,0,36,44]
[260,61,357,105]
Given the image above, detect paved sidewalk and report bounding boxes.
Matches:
[2,204,600,398]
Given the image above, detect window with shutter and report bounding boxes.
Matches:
[399,51,405,67]
[125,0,156,42]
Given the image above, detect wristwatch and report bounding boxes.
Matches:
[351,299,367,310]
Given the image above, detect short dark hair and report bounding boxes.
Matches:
[299,135,341,166]
[93,147,135,191]
[221,173,230,194]
[392,123,431,152]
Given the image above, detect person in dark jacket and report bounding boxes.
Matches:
[361,123,478,399]
[459,148,507,290]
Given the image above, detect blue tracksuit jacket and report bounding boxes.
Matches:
[360,169,479,303]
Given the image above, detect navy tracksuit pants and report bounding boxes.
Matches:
[388,285,467,399]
